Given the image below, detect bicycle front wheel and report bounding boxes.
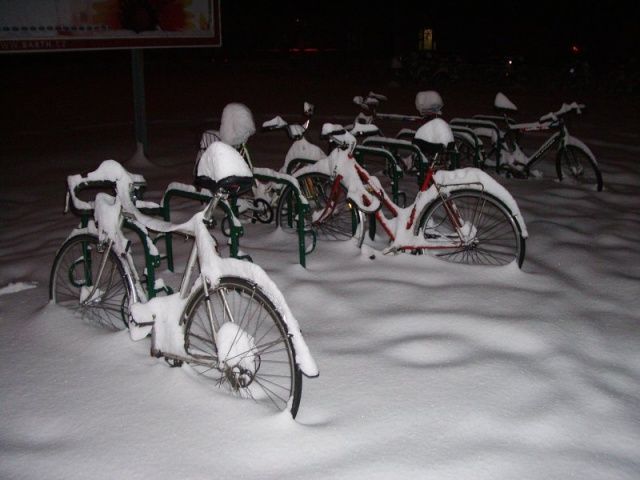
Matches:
[416,190,525,267]
[49,233,132,330]
[276,172,365,244]
[556,145,603,191]
[183,277,303,417]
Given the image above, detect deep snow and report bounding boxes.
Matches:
[1,74,639,479]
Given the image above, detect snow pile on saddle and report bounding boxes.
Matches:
[219,103,256,146]
[415,118,454,145]
[415,90,444,116]
[494,92,518,111]
[197,141,253,183]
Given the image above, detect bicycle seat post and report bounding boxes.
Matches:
[203,191,226,223]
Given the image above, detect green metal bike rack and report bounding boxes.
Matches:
[450,118,503,172]
[253,171,311,268]
[353,145,405,205]
[158,185,243,272]
[159,176,311,268]
[360,137,429,190]
[450,125,484,168]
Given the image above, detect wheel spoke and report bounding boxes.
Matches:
[51,234,129,330]
[279,173,361,243]
[184,278,300,416]
[419,191,523,267]
[558,146,603,191]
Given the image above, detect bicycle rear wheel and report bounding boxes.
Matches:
[183,277,303,417]
[556,145,603,191]
[276,172,365,244]
[49,233,132,330]
[416,189,525,267]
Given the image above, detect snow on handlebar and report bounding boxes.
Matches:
[539,102,586,123]
[353,91,388,110]
[321,123,357,152]
[262,115,310,140]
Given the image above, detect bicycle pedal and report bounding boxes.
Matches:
[381,246,400,255]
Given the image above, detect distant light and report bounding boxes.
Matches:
[508,59,513,65]
[570,44,581,54]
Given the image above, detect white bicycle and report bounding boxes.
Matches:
[49,142,318,417]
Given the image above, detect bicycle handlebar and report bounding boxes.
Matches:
[321,123,357,151]
[261,116,310,140]
[539,102,586,124]
[353,91,388,112]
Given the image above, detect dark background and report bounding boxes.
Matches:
[1,0,638,172]
[221,1,638,62]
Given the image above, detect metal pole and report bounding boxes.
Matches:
[131,49,148,156]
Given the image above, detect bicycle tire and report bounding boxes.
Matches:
[415,189,525,267]
[276,172,365,245]
[183,276,303,417]
[49,233,133,330]
[555,144,603,192]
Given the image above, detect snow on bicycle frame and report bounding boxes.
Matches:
[66,143,318,378]
[414,119,526,231]
[293,118,528,265]
[299,119,526,232]
[384,119,527,248]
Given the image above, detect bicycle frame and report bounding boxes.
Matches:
[504,121,565,172]
[293,122,527,266]
[474,100,598,186]
[352,159,488,253]
[64,159,318,378]
[81,193,224,331]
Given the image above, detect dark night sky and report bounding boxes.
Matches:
[221,1,638,64]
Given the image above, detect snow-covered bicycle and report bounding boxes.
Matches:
[196,103,321,240]
[451,93,604,191]
[352,90,485,174]
[261,102,326,175]
[279,118,528,267]
[49,142,318,417]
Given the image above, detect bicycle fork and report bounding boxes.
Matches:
[79,237,114,305]
[178,195,226,345]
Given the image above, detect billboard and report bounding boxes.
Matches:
[0,0,221,53]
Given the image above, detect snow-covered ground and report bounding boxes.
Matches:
[1,71,639,479]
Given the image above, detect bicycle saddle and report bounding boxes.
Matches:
[195,141,254,196]
[412,117,454,155]
[494,92,518,112]
[415,90,444,116]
